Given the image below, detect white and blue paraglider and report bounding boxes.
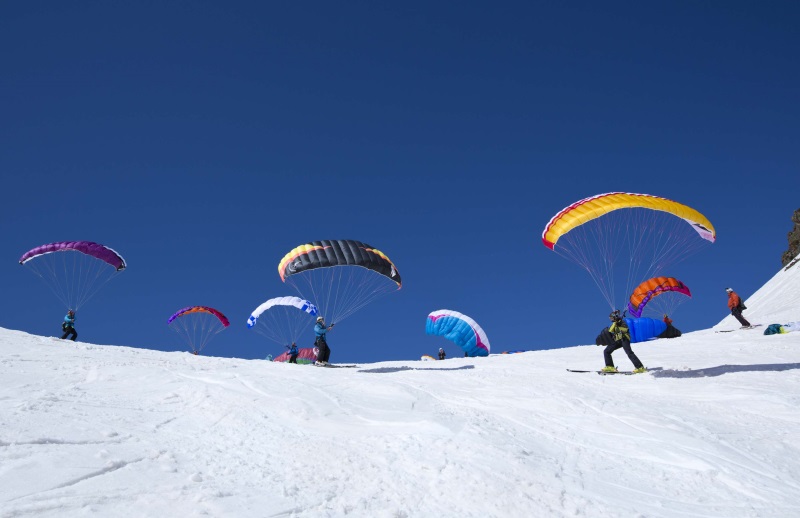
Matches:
[247,296,318,347]
[426,309,490,357]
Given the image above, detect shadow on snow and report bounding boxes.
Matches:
[358,365,476,374]
[652,363,800,378]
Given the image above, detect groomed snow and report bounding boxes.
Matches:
[2,262,800,517]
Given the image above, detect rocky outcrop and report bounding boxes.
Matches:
[781,208,800,269]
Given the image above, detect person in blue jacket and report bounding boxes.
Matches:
[61,309,78,341]
[287,342,299,364]
[314,316,334,365]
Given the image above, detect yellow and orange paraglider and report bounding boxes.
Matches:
[542,192,715,250]
[542,192,714,310]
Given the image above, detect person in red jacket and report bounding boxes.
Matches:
[726,288,751,327]
[663,314,673,326]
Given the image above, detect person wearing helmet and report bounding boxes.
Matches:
[438,347,446,360]
[314,316,334,366]
[602,310,646,374]
[726,288,752,327]
[663,314,673,326]
[61,309,78,341]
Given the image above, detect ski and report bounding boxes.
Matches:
[715,324,762,333]
[566,369,636,375]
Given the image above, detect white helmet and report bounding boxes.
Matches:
[725,287,733,293]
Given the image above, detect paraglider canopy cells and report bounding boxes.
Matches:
[19,240,127,310]
[426,309,490,357]
[279,239,401,325]
[168,306,229,355]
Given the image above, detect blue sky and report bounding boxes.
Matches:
[1,1,798,363]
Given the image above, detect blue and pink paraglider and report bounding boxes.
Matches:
[426,309,490,357]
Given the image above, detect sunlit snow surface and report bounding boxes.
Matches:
[2,262,800,517]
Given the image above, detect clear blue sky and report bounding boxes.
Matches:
[2,1,798,363]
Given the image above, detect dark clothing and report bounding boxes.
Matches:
[288,354,298,364]
[315,335,330,363]
[62,312,77,341]
[731,307,751,327]
[314,322,333,363]
[316,342,330,363]
[438,350,446,360]
[595,328,616,347]
[604,338,643,369]
[61,326,77,341]
[604,318,643,369]
[658,324,682,339]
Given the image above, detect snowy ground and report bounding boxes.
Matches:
[2,262,800,517]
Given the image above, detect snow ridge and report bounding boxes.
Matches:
[1,261,799,517]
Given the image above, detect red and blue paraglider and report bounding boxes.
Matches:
[168,306,230,355]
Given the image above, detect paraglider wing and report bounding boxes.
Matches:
[420,355,436,361]
[278,239,402,324]
[658,324,682,339]
[540,192,714,311]
[278,239,401,286]
[167,306,229,354]
[20,241,127,270]
[168,306,230,327]
[624,317,667,344]
[273,347,317,364]
[246,296,318,328]
[597,318,668,345]
[627,277,692,318]
[19,240,127,310]
[246,296,320,350]
[542,192,716,250]
[426,309,490,357]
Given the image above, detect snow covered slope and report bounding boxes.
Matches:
[716,253,800,330]
[1,259,800,517]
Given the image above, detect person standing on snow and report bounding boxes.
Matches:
[61,309,78,341]
[602,310,646,374]
[663,314,673,326]
[438,347,446,360]
[314,316,334,365]
[726,288,752,328]
[287,342,299,364]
